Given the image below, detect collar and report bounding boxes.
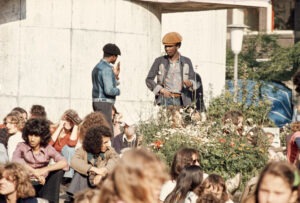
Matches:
[168,53,181,63]
[24,143,46,154]
[101,59,113,67]
[122,134,136,142]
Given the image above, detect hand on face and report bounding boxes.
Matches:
[113,61,120,80]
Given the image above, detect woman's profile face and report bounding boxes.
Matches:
[258,174,296,203]
[0,171,16,195]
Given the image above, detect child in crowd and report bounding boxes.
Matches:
[12,118,68,203]
[242,161,299,203]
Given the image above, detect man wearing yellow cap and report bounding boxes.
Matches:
[145,32,196,107]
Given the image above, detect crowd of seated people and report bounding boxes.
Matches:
[2,104,300,203]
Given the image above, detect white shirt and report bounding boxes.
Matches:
[7,131,24,160]
[159,180,176,201]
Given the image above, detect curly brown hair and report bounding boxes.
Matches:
[4,111,26,131]
[79,112,110,141]
[0,162,35,198]
[83,126,112,154]
[22,118,51,147]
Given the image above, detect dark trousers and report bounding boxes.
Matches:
[92,101,113,131]
[33,170,64,203]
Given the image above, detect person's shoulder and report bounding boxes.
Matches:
[154,55,168,62]
[180,55,192,62]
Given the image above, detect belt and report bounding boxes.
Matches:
[169,93,181,98]
[92,98,115,103]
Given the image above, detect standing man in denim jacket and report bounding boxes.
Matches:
[145,32,197,107]
[92,43,121,129]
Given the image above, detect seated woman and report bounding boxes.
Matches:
[67,125,119,196]
[50,109,82,181]
[0,162,45,203]
[243,161,299,203]
[12,118,68,203]
[4,111,26,160]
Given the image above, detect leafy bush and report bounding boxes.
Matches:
[226,34,300,81]
[138,89,272,189]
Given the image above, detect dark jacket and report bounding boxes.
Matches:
[145,55,196,106]
[112,133,138,154]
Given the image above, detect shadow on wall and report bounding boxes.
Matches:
[0,0,26,25]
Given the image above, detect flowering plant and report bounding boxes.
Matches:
[138,88,273,190]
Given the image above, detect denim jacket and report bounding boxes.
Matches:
[145,55,196,106]
[92,59,120,103]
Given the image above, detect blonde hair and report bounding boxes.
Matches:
[98,148,169,203]
[0,162,35,198]
[74,188,99,203]
[4,111,26,131]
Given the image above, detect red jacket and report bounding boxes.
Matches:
[287,131,300,164]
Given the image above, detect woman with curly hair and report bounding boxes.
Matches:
[4,111,26,160]
[98,148,169,203]
[67,125,118,197]
[12,118,68,203]
[0,162,38,202]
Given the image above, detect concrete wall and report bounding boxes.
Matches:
[162,10,227,104]
[0,0,162,123]
[0,0,227,123]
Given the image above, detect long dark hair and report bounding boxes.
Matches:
[164,165,203,203]
[170,148,199,180]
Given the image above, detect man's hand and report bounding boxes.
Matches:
[113,62,120,80]
[160,88,172,98]
[183,80,193,88]
[93,174,103,185]
[89,166,108,176]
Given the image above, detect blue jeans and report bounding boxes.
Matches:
[160,97,182,106]
[61,145,76,178]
